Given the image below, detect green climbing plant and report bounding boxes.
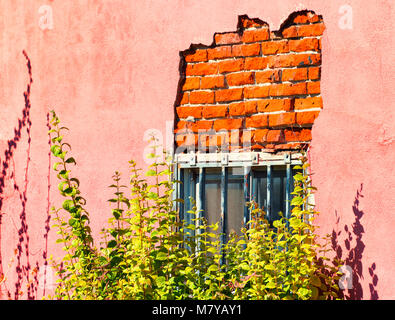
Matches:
[47,110,342,300]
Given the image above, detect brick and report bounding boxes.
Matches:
[245,114,268,128]
[213,118,243,131]
[189,91,214,104]
[268,112,296,127]
[180,92,189,105]
[202,105,228,118]
[253,129,269,143]
[266,130,284,143]
[244,85,270,99]
[284,129,300,142]
[196,120,214,131]
[255,70,281,83]
[215,88,243,102]
[218,58,244,73]
[289,38,320,52]
[282,25,298,38]
[261,40,289,55]
[308,67,320,80]
[182,77,200,91]
[307,81,320,94]
[175,133,198,147]
[245,57,268,70]
[240,16,267,29]
[185,49,208,63]
[294,97,323,110]
[240,130,254,145]
[242,28,270,43]
[226,72,255,86]
[284,128,312,142]
[274,142,303,150]
[281,68,308,81]
[176,106,203,119]
[232,43,261,57]
[185,62,218,76]
[257,99,292,112]
[200,76,225,89]
[293,12,322,24]
[207,46,233,60]
[208,132,230,147]
[229,101,257,116]
[297,23,325,37]
[268,53,321,68]
[214,32,242,45]
[296,111,320,125]
[269,83,307,97]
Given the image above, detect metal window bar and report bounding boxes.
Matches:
[174,152,301,250]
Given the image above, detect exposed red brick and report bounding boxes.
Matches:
[200,75,225,89]
[244,57,269,70]
[182,77,200,91]
[240,16,268,29]
[296,111,320,125]
[186,62,218,76]
[214,32,242,45]
[232,43,261,57]
[293,12,321,24]
[196,120,214,131]
[185,49,208,63]
[207,46,233,60]
[218,58,244,73]
[281,68,308,81]
[244,85,270,99]
[176,106,203,119]
[253,129,269,143]
[229,101,257,116]
[189,91,214,104]
[180,92,189,105]
[289,38,320,52]
[284,128,312,142]
[175,133,198,146]
[308,67,320,80]
[213,118,243,131]
[269,83,307,97]
[245,114,268,128]
[226,72,255,86]
[294,97,323,110]
[202,105,228,118]
[268,53,321,68]
[297,23,325,37]
[268,112,296,127]
[261,40,289,55]
[266,130,284,143]
[255,70,281,83]
[307,81,321,94]
[215,88,243,102]
[282,25,298,38]
[257,99,292,112]
[242,28,270,43]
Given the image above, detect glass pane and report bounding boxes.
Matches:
[205,179,221,230]
[227,180,245,236]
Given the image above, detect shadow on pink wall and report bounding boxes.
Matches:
[331,184,379,300]
[0,51,50,300]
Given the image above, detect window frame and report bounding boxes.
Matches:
[173,151,303,248]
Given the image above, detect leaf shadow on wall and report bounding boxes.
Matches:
[331,183,379,300]
[0,51,51,299]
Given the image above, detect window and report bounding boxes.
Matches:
[173,152,301,244]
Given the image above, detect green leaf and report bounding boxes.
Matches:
[65,157,76,164]
[107,240,117,248]
[156,252,168,261]
[207,264,217,273]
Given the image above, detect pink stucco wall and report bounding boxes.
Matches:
[0,0,393,299]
